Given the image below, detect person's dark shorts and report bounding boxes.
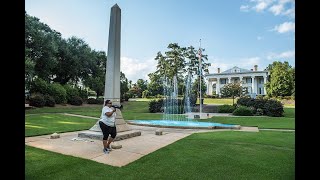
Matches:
[99,121,117,140]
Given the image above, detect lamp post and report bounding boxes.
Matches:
[198,39,202,117]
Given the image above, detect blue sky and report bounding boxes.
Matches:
[25,0,295,83]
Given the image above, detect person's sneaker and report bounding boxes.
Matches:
[103,148,109,154]
[106,146,112,151]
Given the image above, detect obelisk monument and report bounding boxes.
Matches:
[104,3,121,105]
[79,4,140,140]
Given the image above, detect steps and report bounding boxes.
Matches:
[78,130,141,141]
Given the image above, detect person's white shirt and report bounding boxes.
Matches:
[99,106,116,127]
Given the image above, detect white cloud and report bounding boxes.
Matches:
[269,4,284,15]
[120,57,157,83]
[273,21,295,33]
[207,56,261,73]
[282,8,295,19]
[207,57,233,74]
[241,0,295,18]
[257,36,263,40]
[267,50,295,60]
[254,1,270,12]
[240,5,250,12]
[239,57,261,70]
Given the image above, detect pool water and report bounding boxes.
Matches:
[127,120,239,129]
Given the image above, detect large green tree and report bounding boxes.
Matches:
[82,51,107,98]
[220,82,242,105]
[265,61,294,97]
[25,12,61,82]
[120,72,129,100]
[149,43,210,98]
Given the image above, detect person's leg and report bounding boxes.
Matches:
[99,121,110,150]
[106,126,117,149]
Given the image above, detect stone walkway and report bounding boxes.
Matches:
[25,124,259,167]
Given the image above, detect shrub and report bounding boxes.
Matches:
[206,95,216,98]
[64,85,79,103]
[236,96,252,107]
[29,94,45,107]
[87,98,98,104]
[88,90,97,97]
[256,108,264,116]
[47,83,67,104]
[44,94,55,107]
[69,96,83,106]
[124,93,130,101]
[30,78,49,95]
[236,96,267,114]
[155,94,164,99]
[189,94,197,106]
[87,98,103,104]
[218,104,236,113]
[149,99,164,113]
[232,106,253,116]
[264,99,284,117]
[78,88,88,100]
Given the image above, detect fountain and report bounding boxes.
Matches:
[127,55,240,130]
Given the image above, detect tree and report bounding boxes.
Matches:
[192,76,207,101]
[25,12,61,82]
[164,43,186,80]
[129,79,148,98]
[149,43,210,98]
[82,51,107,98]
[220,82,242,106]
[265,61,294,97]
[147,72,163,96]
[120,72,129,101]
[25,57,35,91]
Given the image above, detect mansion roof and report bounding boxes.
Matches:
[205,66,268,77]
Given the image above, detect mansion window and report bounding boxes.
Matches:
[220,79,227,84]
[246,78,252,83]
[259,78,264,84]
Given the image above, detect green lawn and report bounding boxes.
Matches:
[26,101,295,130]
[25,104,102,114]
[204,107,295,129]
[26,131,294,179]
[25,114,97,137]
[25,101,295,179]
[202,98,234,104]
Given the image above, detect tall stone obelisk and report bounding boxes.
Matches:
[104,3,121,105]
[78,4,141,140]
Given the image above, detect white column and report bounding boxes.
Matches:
[239,76,243,86]
[251,76,255,94]
[263,76,267,95]
[208,80,213,95]
[105,4,121,106]
[216,78,220,96]
[228,77,231,84]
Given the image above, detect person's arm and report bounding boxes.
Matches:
[105,108,116,117]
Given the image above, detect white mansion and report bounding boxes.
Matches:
[205,65,269,97]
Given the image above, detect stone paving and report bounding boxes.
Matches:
[25,124,259,167]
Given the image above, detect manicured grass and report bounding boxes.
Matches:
[202,98,234,105]
[26,131,294,179]
[25,114,97,137]
[204,107,295,129]
[205,116,294,129]
[25,104,102,114]
[25,101,295,130]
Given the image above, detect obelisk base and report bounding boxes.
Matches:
[78,109,141,141]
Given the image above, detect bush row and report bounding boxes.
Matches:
[28,78,88,107]
[236,96,284,117]
[149,97,197,113]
